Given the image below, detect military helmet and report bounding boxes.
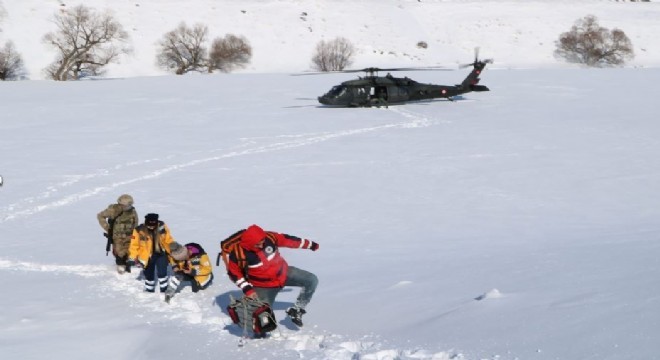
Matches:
[117,194,134,206]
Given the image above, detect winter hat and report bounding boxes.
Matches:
[186,244,200,257]
[170,242,188,261]
[241,224,266,250]
[145,213,159,227]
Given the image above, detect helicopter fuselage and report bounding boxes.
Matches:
[317,61,489,107]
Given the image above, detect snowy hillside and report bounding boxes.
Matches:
[2,1,660,360]
[0,0,660,80]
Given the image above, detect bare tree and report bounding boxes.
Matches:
[208,34,252,73]
[42,5,130,80]
[554,15,634,67]
[0,40,25,80]
[311,37,355,71]
[0,1,6,24]
[156,22,209,75]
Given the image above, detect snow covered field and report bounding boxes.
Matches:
[1,1,660,360]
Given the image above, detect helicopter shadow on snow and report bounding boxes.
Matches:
[395,97,470,106]
[283,96,474,109]
[409,95,475,104]
[214,289,300,335]
[282,98,324,109]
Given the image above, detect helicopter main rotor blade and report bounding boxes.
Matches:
[341,66,452,73]
[376,67,453,72]
[291,69,378,75]
[291,65,452,76]
[291,71,336,76]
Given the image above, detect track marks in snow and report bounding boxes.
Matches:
[0,258,108,278]
[0,109,440,224]
[389,107,452,128]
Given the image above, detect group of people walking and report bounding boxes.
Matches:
[96,194,319,331]
[97,196,214,301]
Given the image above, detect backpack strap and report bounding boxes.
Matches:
[217,229,248,277]
[264,232,278,243]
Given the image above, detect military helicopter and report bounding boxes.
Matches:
[316,49,492,107]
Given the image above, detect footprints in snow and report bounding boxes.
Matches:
[0,259,461,359]
[0,108,438,224]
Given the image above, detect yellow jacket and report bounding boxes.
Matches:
[129,221,176,267]
[171,243,214,288]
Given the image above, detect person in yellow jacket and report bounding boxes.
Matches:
[164,242,214,303]
[128,213,176,293]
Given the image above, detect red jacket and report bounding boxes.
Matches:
[227,231,316,296]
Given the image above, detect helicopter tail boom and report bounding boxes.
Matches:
[458,61,490,95]
[457,47,492,95]
[470,84,489,92]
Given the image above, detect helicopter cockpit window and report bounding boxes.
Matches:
[328,86,346,97]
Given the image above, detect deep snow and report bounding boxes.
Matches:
[2,1,660,360]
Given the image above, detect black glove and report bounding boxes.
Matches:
[126,259,135,267]
[309,241,319,251]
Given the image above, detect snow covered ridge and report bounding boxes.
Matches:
[1,0,660,80]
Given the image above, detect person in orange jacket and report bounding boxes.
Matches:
[226,224,319,327]
[128,213,176,293]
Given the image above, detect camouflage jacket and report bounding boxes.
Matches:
[97,204,139,240]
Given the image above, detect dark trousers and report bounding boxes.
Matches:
[143,252,169,292]
[253,266,318,309]
[114,254,127,266]
[167,272,214,296]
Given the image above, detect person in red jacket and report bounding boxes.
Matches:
[226,224,319,328]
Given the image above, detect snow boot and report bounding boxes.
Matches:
[286,307,306,327]
[253,331,269,339]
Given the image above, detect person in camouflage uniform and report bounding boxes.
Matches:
[97,194,139,274]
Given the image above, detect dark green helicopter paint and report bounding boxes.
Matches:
[317,53,492,107]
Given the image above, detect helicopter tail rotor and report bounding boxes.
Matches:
[459,47,493,68]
